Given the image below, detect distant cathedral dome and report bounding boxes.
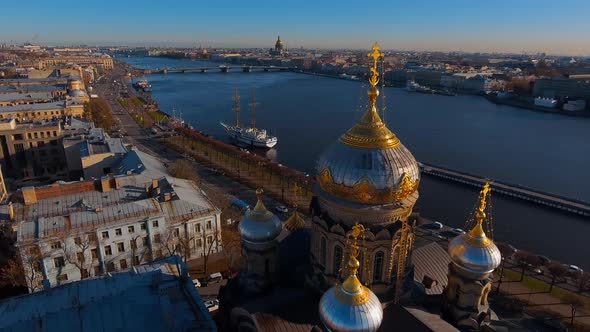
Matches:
[319,224,383,332]
[448,184,501,276]
[275,36,283,51]
[315,43,419,226]
[238,189,282,243]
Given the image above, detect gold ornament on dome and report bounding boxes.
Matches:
[465,183,493,248]
[334,223,371,306]
[318,168,419,204]
[340,42,401,150]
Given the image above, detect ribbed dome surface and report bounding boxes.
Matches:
[448,229,501,275]
[319,286,383,332]
[238,190,282,243]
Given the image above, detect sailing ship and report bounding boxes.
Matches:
[220,89,278,149]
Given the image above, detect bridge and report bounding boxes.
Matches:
[419,162,590,217]
[145,66,296,75]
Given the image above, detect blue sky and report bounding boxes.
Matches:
[2,0,589,55]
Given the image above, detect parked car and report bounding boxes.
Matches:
[565,264,583,275]
[419,221,444,230]
[208,272,223,284]
[450,228,465,235]
[230,198,251,212]
[536,255,551,265]
[275,205,289,213]
[204,299,219,312]
[192,278,201,288]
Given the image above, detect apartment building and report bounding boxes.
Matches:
[8,149,221,292]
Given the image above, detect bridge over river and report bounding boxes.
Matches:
[419,162,590,217]
[145,66,296,74]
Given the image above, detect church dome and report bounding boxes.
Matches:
[69,90,87,98]
[319,224,383,332]
[448,184,501,276]
[284,207,305,231]
[239,189,282,243]
[315,43,419,224]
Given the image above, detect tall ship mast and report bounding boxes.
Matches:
[220,88,278,149]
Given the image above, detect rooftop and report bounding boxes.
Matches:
[0,100,82,113]
[0,91,53,103]
[0,256,216,332]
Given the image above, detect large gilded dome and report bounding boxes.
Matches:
[315,43,419,225]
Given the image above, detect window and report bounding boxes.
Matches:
[119,259,128,269]
[173,228,180,238]
[74,237,82,245]
[13,134,23,140]
[195,223,201,233]
[33,261,42,273]
[91,248,98,259]
[320,237,327,267]
[196,239,202,248]
[207,235,213,245]
[93,266,101,276]
[154,234,161,243]
[128,225,135,233]
[27,133,32,139]
[333,245,343,276]
[155,249,163,258]
[140,223,146,231]
[14,143,24,152]
[117,242,125,253]
[206,220,212,230]
[56,274,68,283]
[102,231,109,239]
[106,262,115,272]
[130,239,137,249]
[104,245,112,256]
[88,234,97,242]
[38,141,45,147]
[142,237,148,246]
[54,256,65,268]
[373,252,384,283]
[133,256,140,265]
[115,228,122,236]
[81,269,89,279]
[50,241,62,249]
[76,252,85,263]
[152,220,159,228]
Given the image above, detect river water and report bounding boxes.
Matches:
[121,56,590,269]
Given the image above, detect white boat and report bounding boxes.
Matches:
[220,89,278,149]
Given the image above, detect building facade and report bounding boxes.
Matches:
[10,150,222,292]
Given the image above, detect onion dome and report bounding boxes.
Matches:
[315,43,419,225]
[319,224,383,332]
[69,90,88,98]
[448,184,501,276]
[239,189,282,243]
[275,36,283,49]
[284,205,305,231]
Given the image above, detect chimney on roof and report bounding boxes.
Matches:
[114,178,121,190]
[101,176,110,193]
[163,193,171,202]
[8,202,14,221]
[21,187,37,206]
[152,179,159,190]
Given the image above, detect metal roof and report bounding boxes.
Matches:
[0,256,217,332]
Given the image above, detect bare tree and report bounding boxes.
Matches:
[0,247,45,292]
[221,224,241,273]
[202,229,221,277]
[563,294,585,328]
[130,235,150,267]
[496,243,516,293]
[546,262,567,292]
[178,235,195,264]
[574,272,590,294]
[514,251,536,281]
[159,228,180,257]
[62,235,97,279]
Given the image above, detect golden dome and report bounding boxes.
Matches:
[314,42,419,218]
[284,205,305,231]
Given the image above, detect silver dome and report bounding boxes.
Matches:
[317,141,419,191]
[238,192,282,244]
[69,90,88,97]
[319,286,383,332]
[448,231,501,276]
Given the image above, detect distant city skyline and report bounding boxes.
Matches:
[2,0,590,56]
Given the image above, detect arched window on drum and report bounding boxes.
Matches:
[373,251,384,283]
[333,245,343,276]
[320,237,327,267]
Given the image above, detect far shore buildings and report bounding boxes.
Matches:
[5,148,222,292]
[0,256,216,331]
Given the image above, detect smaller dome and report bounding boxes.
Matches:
[239,189,282,243]
[448,202,501,276]
[284,207,305,231]
[319,224,383,332]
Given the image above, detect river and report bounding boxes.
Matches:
[121,56,590,269]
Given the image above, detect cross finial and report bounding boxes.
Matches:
[368,42,384,88]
